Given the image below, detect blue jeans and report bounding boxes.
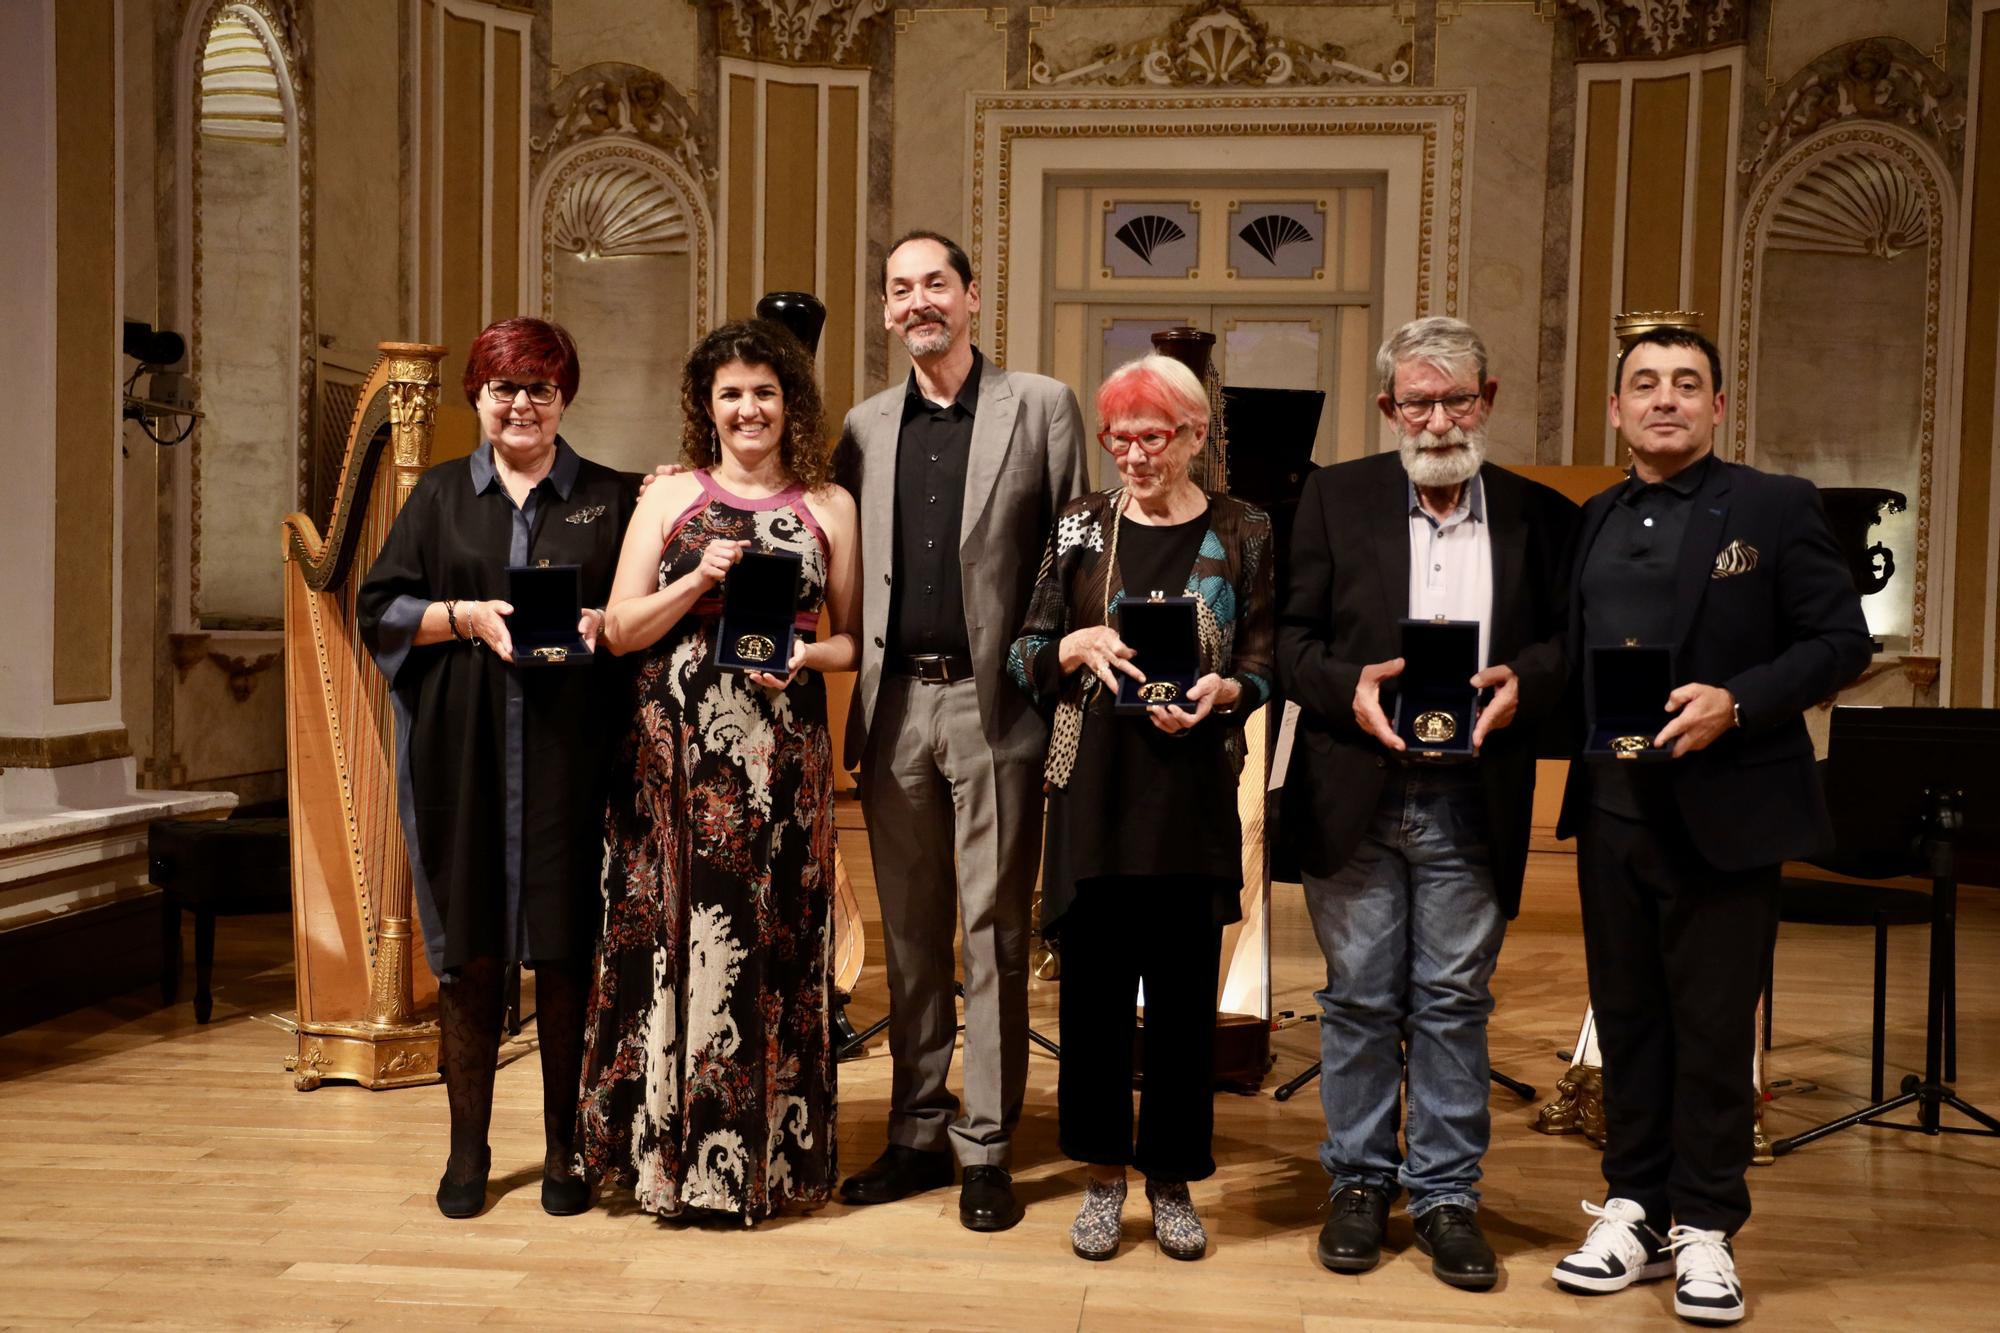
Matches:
[1304,768,1506,1216]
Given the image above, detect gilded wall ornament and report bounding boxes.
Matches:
[1030,0,1410,88]
[1744,40,1963,184]
[1557,0,1743,60]
[533,62,714,192]
[712,0,889,65]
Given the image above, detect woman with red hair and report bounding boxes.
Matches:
[359,317,635,1220]
[1008,353,1274,1262]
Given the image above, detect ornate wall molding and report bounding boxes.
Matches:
[530,140,717,335]
[969,89,1466,371]
[533,62,714,202]
[1767,151,1928,257]
[529,63,717,334]
[1558,0,1744,61]
[1744,39,1964,184]
[180,0,313,632]
[1029,0,1410,88]
[708,0,889,66]
[1731,122,1955,651]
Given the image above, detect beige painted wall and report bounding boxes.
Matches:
[553,0,700,93]
[315,0,401,351]
[890,8,1007,383]
[1764,0,1949,84]
[1437,4,1553,467]
[554,248,693,474]
[196,134,295,626]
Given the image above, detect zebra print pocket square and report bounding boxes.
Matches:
[1711,539,1759,579]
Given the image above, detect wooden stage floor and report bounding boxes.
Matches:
[4,803,1998,1330]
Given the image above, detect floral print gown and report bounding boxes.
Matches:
[577,471,836,1223]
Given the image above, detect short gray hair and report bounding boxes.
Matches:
[1375,316,1488,398]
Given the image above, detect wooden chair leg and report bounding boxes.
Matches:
[194,909,217,1024]
[160,895,183,1007]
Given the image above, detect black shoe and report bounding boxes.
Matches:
[1412,1204,1498,1291]
[435,1146,491,1219]
[838,1144,955,1206]
[1317,1184,1391,1274]
[959,1165,1025,1232]
[541,1168,593,1217]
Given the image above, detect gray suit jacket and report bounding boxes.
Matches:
[835,360,1088,769]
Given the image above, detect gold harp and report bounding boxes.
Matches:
[279,343,448,1090]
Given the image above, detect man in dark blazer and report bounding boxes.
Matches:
[1549,327,1868,1326]
[1278,317,1579,1290]
[831,231,1088,1231]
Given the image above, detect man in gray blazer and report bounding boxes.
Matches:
[834,230,1088,1231]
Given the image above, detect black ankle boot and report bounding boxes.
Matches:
[541,1165,592,1216]
[436,1145,492,1219]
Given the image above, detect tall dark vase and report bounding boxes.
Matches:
[756,291,827,356]
[1149,325,1215,379]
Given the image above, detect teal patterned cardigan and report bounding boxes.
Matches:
[1008,488,1275,764]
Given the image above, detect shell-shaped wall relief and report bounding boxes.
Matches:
[551,163,690,260]
[201,11,285,144]
[1768,151,1929,259]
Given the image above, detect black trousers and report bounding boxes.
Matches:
[1577,804,1780,1236]
[1056,876,1223,1181]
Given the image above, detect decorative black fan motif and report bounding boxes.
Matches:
[1238,213,1314,264]
[1114,214,1188,265]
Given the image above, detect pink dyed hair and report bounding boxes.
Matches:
[1096,353,1208,432]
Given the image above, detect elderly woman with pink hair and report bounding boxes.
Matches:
[1008,353,1274,1262]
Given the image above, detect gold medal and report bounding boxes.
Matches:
[1138,680,1180,705]
[1610,734,1650,758]
[531,646,569,663]
[734,633,776,663]
[1413,710,1457,743]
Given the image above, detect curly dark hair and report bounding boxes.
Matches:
[679,319,830,489]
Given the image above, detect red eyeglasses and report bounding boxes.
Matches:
[1096,423,1187,455]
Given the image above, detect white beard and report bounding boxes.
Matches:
[1397,422,1486,489]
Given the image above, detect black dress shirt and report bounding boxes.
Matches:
[887,348,983,658]
[1579,452,1713,816]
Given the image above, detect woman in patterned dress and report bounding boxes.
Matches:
[578,319,860,1223]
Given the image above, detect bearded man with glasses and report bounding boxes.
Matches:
[1276,316,1580,1289]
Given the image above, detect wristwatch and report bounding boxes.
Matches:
[1730,698,1743,730]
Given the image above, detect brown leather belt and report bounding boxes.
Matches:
[895,653,974,684]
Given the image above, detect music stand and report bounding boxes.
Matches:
[1773,706,2000,1154]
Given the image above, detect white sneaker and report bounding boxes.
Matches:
[1552,1198,1673,1294]
[1667,1225,1744,1325]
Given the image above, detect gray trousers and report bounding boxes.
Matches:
[860,675,1044,1168]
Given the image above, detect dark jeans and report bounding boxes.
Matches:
[1056,876,1223,1181]
[1577,804,1780,1235]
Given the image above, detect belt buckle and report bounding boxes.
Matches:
[914,655,947,683]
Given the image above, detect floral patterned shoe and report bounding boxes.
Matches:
[1146,1177,1207,1261]
[1070,1175,1127,1260]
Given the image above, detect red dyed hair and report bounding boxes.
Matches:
[1096,353,1207,432]
[462,317,582,407]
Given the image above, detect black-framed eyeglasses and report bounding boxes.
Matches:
[484,378,559,406]
[1392,392,1482,423]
